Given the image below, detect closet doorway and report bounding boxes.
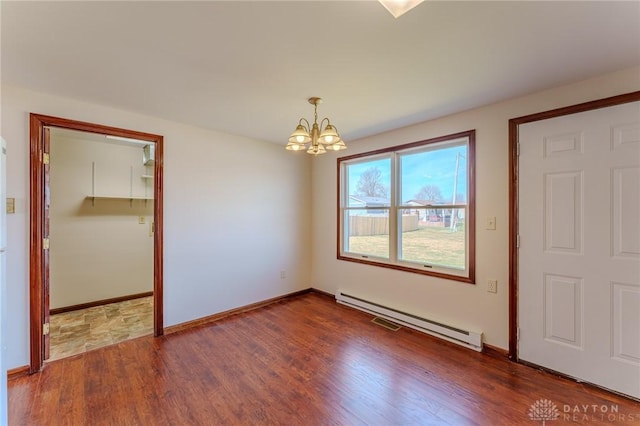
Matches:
[29,114,164,373]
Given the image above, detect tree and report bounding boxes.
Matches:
[414,185,443,203]
[356,167,388,198]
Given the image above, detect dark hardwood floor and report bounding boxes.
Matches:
[9,292,639,425]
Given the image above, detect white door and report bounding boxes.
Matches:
[518,101,640,399]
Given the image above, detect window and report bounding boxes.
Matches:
[338,130,475,283]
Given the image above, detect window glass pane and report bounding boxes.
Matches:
[400,144,467,206]
[399,207,466,269]
[346,158,391,208]
[345,209,390,259]
[338,130,474,282]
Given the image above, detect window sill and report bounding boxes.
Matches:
[337,254,475,284]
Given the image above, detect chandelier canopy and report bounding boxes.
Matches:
[286,97,346,155]
[378,0,424,18]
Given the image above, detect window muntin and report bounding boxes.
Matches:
[338,131,475,283]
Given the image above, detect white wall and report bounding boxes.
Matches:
[310,66,640,350]
[2,85,312,369]
[49,135,154,308]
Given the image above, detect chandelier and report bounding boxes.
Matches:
[286,97,346,155]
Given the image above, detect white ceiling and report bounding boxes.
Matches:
[2,1,639,145]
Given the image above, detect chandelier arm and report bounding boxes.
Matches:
[299,118,311,132]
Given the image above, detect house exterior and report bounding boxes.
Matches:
[348,195,389,215]
[404,199,467,226]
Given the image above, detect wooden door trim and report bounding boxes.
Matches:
[29,113,164,373]
[507,91,640,361]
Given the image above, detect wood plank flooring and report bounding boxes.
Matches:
[9,292,640,425]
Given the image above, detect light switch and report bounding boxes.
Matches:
[138,216,146,224]
[486,216,496,230]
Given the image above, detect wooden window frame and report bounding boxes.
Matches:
[337,130,476,284]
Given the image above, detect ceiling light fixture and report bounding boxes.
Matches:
[378,0,424,18]
[286,97,346,155]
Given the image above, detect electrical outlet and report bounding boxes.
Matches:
[280,270,286,280]
[488,279,498,293]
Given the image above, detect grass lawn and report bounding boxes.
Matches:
[347,223,465,269]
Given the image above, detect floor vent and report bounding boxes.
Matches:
[336,289,483,352]
[372,316,401,331]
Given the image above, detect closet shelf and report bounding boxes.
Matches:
[86,195,153,206]
[86,195,153,200]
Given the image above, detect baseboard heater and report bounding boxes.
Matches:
[335,290,483,352]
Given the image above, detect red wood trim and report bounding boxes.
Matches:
[482,343,509,359]
[467,130,476,285]
[336,153,341,263]
[309,287,335,298]
[153,135,164,337]
[338,129,475,162]
[28,114,161,142]
[335,255,475,284]
[7,365,30,381]
[28,113,164,373]
[336,130,476,284]
[49,291,153,315]
[164,289,313,335]
[510,91,640,126]
[507,90,640,362]
[508,118,519,361]
[29,114,44,374]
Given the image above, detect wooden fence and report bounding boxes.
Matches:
[349,214,419,236]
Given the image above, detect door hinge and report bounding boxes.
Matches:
[43,238,50,250]
[516,234,520,248]
[42,152,50,165]
[516,143,520,156]
[43,323,50,336]
[517,327,520,341]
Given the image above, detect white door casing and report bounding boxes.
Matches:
[518,101,640,399]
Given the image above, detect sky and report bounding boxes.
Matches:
[346,144,467,204]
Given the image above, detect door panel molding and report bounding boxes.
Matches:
[29,114,164,373]
[508,90,640,361]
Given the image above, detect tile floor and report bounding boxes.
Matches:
[48,296,153,361]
